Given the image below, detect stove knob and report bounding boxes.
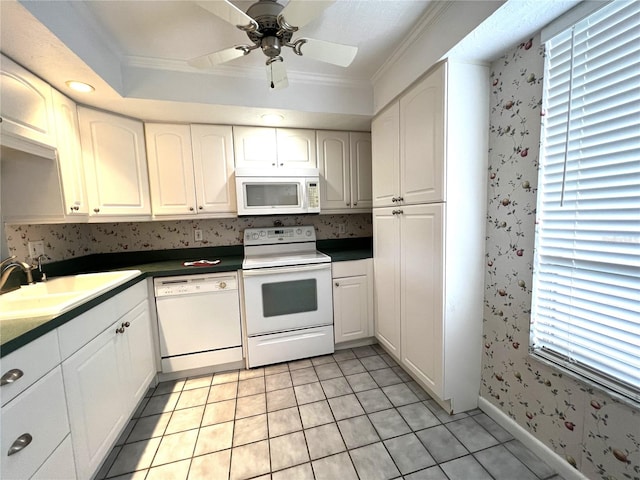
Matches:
[305,230,312,236]
[296,228,302,235]
[252,233,259,240]
[219,281,227,289]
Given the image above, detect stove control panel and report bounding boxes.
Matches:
[244,225,316,245]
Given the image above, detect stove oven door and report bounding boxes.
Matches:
[242,263,332,336]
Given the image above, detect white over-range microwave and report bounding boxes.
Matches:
[235,168,321,216]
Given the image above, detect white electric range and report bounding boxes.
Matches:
[241,226,334,368]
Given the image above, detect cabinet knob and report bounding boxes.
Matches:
[7,433,32,456]
[122,321,131,329]
[116,326,125,334]
[93,208,100,213]
[346,202,350,207]
[1,368,24,386]
[279,163,284,166]
[272,163,276,166]
[199,206,203,210]
[335,282,340,287]
[189,207,194,211]
[354,202,358,206]
[398,196,404,202]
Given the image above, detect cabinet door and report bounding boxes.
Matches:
[78,107,151,217]
[373,207,401,358]
[191,124,237,213]
[233,126,277,169]
[0,54,56,149]
[52,90,88,217]
[63,321,128,480]
[317,130,350,211]
[371,102,400,207]
[333,275,370,343]
[350,132,372,209]
[400,203,444,396]
[276,128,317,169]
[121,301,155,406]
[400,65,445,205]
[145,123,197,216]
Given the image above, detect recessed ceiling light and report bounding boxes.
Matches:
[260,113,284,124]
[65,80,95,93]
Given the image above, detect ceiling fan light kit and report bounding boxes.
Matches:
[190,0,358,89]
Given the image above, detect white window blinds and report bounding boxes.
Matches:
[531,0,640,402]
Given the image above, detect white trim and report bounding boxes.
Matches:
[478,397,589,480]
[541,0,612,42]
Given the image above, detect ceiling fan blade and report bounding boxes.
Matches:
[195,0,257,30]
[188,46,248,68]
[279,0,335,29]
[266,58,288,89]
[297,38,357,67]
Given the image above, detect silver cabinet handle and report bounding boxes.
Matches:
[8,433,32,456]
[1,369,24,386]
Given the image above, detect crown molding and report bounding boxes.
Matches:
[123,55,368,89]
[371,1,452,84]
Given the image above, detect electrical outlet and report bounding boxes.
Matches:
[28,240,45,258]
[194,229,203,242]
[338,223,346,234]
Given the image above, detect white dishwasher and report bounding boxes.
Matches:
[154,272,243,373]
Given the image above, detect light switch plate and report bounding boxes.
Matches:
[28,240,45,258]
[194,229,203,242]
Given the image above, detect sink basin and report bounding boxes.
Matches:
[0,270,141,320]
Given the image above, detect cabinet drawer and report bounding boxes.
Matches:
[332,259,371,278]
[0,330,60,406]
[58,280,147,360]
[1,367,69,480]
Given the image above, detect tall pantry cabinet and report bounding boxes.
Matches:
[372,60,489,413]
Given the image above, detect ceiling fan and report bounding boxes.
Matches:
[189,0,358,89]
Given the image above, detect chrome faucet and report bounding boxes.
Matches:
[0,255,36,293]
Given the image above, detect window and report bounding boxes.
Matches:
[531,0,640,402]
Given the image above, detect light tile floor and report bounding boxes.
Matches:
[96,344,565,480]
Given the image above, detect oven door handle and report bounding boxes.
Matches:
[242,263,331,277]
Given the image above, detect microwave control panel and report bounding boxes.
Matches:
[307,182,319,208]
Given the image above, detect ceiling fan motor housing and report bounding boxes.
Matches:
[245,0,293,57]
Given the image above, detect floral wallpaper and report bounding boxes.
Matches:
[482,35,638,480]
[5,213,372,262]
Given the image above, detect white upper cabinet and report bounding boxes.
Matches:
[78,107,151,219]
[234,126,316,171]
[191,124,236,214]
[52,89,88,218]
[372,63,445,207]
[145,123,236,217]
[145,123,197,216]
[317,131,372,212]
[0,54,56,151]
[371,102,400,207]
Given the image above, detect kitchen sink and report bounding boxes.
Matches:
[0,270,142,320]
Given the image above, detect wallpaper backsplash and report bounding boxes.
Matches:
[5,213,372,262]
[482,35,638,480]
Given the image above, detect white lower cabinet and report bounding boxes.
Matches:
[332,259,373,344]
[62,286,155,480]
[1,366,70,480]
[32,435,76,480]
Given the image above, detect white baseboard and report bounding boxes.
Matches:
[478,397,589,480]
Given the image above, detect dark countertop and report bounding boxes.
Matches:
[0,237,372,357]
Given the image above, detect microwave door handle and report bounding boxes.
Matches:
[242,264,330,277]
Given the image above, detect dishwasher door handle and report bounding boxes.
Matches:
[242,263,331,277]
